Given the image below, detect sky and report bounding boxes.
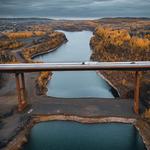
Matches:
[0,0,150,18]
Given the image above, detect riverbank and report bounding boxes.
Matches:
[96,71,120,97]
[22,31,67,62]
[3,113,150,150]
[0,30,68,148]
[21,31,67,95]
[90,27,150,107]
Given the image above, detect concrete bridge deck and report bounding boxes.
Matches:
[1,61,150,114]
[30,97,139,118]
[0,62,149,148]
[0,97,142,149]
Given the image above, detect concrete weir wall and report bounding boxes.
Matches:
[3,115,150,150]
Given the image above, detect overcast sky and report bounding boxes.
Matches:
[0,0,149,18]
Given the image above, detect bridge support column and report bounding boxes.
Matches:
[134,71,141,114]
[15,73,27,112]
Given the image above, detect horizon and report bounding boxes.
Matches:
[0,17,150,20]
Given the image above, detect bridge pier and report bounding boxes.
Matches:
[15,73,27,112]
[134,71,141,114]
[14,71,141,114]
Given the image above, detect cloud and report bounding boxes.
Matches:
[94,0,114,2]
[0,0,149,17]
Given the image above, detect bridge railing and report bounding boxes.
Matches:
[0,61,150,113]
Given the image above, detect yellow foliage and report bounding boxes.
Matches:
[0,40,24,50]
[95,27,131,46]
[5,32,33,39]
[5,31,46,39]
[34,31,46,36]
[22,32,66,62]
[130,37,150,50]
[144,34,150,40]
[36,71,52,94]
[91,27,150,62]
[144,109,150,119]
[90,27,150,99]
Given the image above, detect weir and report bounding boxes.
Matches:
[0,61,150,114]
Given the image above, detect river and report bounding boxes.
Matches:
[23,31,146,150]
[34,31,114,98]
[23,121,146,150]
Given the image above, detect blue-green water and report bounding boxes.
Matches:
[28,32,146,150]
[23,121,146,150]
[34,31,114,98]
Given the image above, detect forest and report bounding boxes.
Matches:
[90,27,150,106]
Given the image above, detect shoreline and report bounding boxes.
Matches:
[20,31,68,95]
[4,115,150,150]
[89,27,150,103]
[30,31,119,98]
[31,40,67,59]
[33,40,67,95]
[96,71,120,98]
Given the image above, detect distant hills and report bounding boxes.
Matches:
[0,17,149,21]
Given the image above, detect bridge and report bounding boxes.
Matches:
[0,61,150,114]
